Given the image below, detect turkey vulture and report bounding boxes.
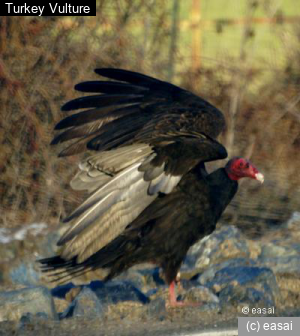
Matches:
[40,68,264,306]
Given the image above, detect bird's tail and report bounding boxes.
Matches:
[39,234,128,285]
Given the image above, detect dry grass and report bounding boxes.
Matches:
[0,6,300,240]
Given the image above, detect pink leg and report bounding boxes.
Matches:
[167,280,201,308]
[169,281,178,305]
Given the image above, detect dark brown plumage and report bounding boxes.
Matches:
[40,68,264,306]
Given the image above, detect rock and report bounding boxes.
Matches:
[71,287,105,319]
[202,266,279,307]
[19,311,48,324]
[147,297,166,319]
[175,284,220,312]
[259,243,300,274]
[0,240,18,262]
[180,285,219,304]
[38,225,67,258]
[183,226,252,274]
[9,262,40,286]
[115,267,165,292]
[89,280,150,305]
[247,239,262,260]
[254,211,300,275]
[0,286,57,322]
[136,267,165,288]
[51,282,76,299]
[53,297,70,314]
[199,258,257,285]
[283,211,300,229]
[219,286,274,307]
[65,287,82,302]
[52,279,150,319]
[260,256,300,274]
[17,311,50,333]
[145,288,159,297]
[197,302,220,312]
[260,243,298,259]
[204,266,277,291]
[114,270,146,290]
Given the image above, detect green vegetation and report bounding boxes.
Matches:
[181,0,300,68]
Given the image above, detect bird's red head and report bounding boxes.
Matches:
[225,157,264,183]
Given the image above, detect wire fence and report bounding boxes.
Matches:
[0,1,300,240]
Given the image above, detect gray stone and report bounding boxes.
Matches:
[114,270,146,290]
[147,297,166,319]
[199,258,257,285]
[197,302,220,312]
[283,211,300,229]
[9,262,40,286]
[180,285,219,304]
[203,266,279,307]
[51,282,76,299]
[259,256,300,274]
[90,280,150,305]
[114,267,165,292]
[260,243,298,259]
[72,287,105,319]
[219,286,274,307]
[259,242,300,274]
[0,286,57,322]
[183,226,250,273]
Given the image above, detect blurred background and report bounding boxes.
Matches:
[0,0,299,257]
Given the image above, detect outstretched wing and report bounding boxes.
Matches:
[53,68,226,157]
[46,69,227,269]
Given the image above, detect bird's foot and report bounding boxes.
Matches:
[166,280,201,308]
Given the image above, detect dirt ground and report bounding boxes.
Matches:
[1,303,299,336]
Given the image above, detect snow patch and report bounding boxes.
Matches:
[284,211,300,229]
[0,223,48,244]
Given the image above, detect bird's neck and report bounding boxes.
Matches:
[225,166,241,181]
[225,172,240,181]
[208,168,238,221]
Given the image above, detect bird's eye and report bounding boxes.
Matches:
[239,162,243,167]
[246,162,250,168]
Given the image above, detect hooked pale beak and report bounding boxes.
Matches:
[255,172,264,184]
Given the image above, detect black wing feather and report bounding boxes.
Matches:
[61,94,142,112]
[75,81,148,94]
[94,68,181,92]
[53,68,225,157]
[51,105,141,145]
